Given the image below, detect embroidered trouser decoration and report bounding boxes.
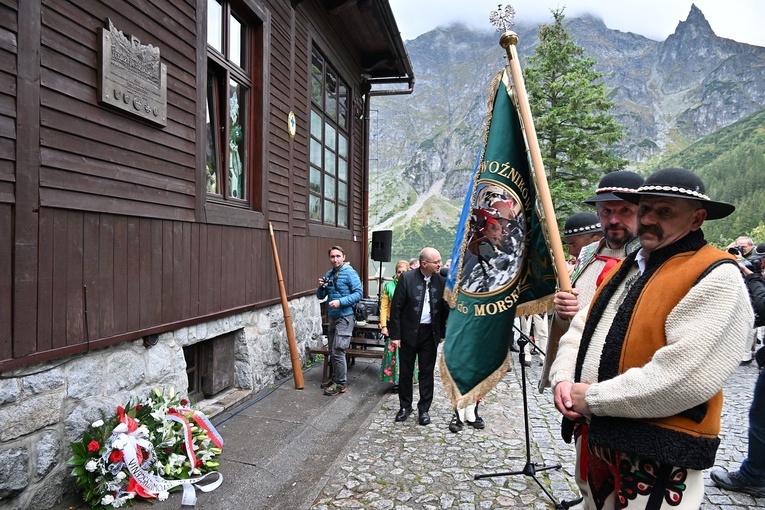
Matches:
[586,444,691,509]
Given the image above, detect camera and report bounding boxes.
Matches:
[319,276,333,288]
[745,257,763,274]
[728,246,744,256]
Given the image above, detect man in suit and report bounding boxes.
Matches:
[388,247,448,425]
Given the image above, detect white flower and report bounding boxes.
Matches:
[158,490,169,501]
[168,453,186,467]
[85,460,98,472]
[92,419,104,428]
[116,471,126,480]
[111,437,126,450]
[101,494,115,505]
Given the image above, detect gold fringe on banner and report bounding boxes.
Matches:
[439,351,512,409]
[516,294,554,318]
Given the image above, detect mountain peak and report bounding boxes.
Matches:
[674,4,715,39]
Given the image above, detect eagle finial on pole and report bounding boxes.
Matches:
[489,4,516,32]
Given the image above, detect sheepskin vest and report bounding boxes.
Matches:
[575,230,736,470]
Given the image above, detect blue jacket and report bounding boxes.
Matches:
[317,263,363,318]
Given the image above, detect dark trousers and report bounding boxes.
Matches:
[741,366,765,484]
[398,324,437,414]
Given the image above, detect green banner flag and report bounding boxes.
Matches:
[440,68,556,408]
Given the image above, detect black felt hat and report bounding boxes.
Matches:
[563,212,602,238]
[583,171,645,204]
[754,243,765,257]
[613,168,735,220]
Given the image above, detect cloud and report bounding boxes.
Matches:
[389,0,765,47]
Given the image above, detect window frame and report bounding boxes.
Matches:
[199,0,268,228]
[308,44,352,230]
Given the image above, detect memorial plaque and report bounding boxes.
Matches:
[98,19,167,127]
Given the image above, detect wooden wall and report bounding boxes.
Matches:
[39,0,197,220]
[0,0,17,364]
[1,0,372,369]
[0,0,15,205]
[33,209,280,352]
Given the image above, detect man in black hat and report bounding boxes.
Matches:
[562,212,603,263]
[539,171,644,504]
[549,167,753,509]
[552,170,645,322]
[541,171,644,388]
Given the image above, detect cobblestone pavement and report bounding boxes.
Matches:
[311,350,763,510]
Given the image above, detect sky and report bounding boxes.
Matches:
[388,0,765,48]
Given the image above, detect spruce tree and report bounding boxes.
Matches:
[523,8,627,218]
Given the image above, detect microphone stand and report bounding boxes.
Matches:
[474,322,582,510]
[376,262,384,318]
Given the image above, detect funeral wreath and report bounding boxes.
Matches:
[67,388,223,509]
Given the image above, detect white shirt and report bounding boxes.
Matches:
[420,277,431,324]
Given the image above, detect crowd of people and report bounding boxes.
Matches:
[316,167,765,506]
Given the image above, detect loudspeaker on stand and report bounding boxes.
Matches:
[371,230,392,262]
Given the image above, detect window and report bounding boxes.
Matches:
[206,0,262,207]
[183,343,204,402]
[309,47,350,227]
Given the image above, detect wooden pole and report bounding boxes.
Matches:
[269,222,304,389]
[501,31,572,292]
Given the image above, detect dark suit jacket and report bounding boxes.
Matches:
[388,268,448,346]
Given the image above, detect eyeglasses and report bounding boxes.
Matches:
[423,259,442,265]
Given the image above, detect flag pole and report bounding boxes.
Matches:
[500,31,571,293]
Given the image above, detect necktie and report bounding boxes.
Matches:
[595,254,620,287]
[421,278,431,323]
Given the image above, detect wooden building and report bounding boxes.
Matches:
[0,0,413,373]
[0,2,413,505]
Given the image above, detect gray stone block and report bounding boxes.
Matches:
[21,367,64,396]
[0,447,29,498]
[0,392,63,442]
[34,431,60,480]
[0,379,20,405]
[66,357,104,399]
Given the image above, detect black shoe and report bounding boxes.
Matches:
[509,341,519,352]
[740,358,754,366]
[418,411,431,426]
[323,383,346,396]
[395,407,412,422]
[449,414,463,433]
[710,468,765,497]
[467,416,485,429]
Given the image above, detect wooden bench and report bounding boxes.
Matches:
[348,335,386,349]
[309,337,386,383]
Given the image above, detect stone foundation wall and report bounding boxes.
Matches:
[0,296,324,510]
